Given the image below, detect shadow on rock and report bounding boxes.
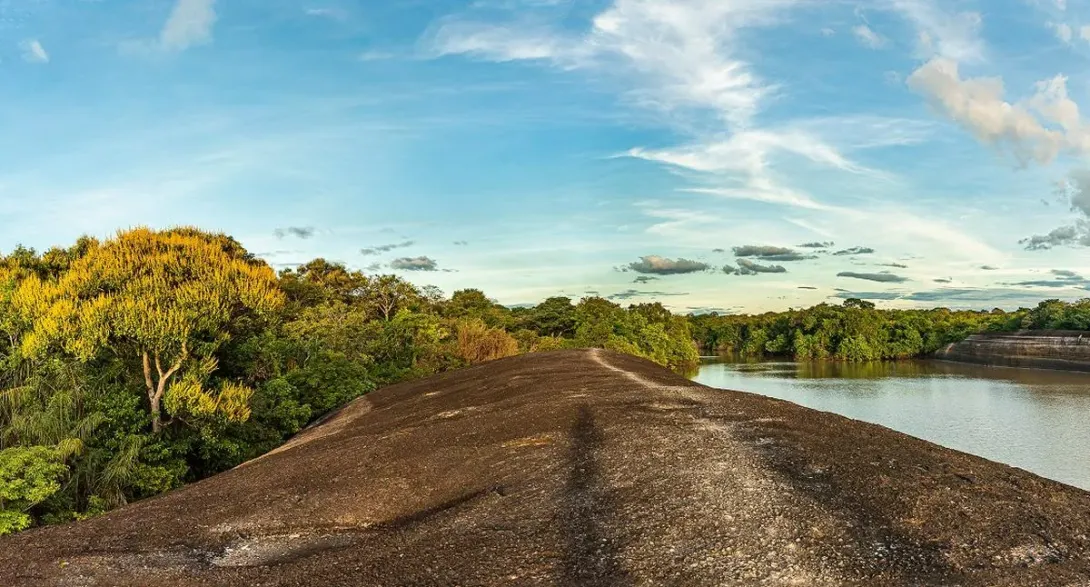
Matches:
[559,405,632,587]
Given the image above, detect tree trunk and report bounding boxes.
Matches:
[142,345,186,434]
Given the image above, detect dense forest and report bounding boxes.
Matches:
[688,297,1090,360]
[0,228,697,535]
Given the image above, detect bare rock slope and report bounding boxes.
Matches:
[936,330,1090,372]
[4,349,1090,586]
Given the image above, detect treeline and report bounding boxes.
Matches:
[0,228,698,535]
[689,297,1090,361]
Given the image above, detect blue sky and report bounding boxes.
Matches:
[6,0,1090,313]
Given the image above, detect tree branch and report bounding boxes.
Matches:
[141,351,154,397]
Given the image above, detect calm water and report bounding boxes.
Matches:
[693,357,1090,491]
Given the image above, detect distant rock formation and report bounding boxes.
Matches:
[4,349,1090,586]
[936,330,1090,372]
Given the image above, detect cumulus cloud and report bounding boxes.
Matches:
[361,240,415,255]
[853,24,886,48]
[881,262,908,268]
[833,246,875,256]
[274,226,316,239]
[1021,224,1090,250]
[1023,170,1090,250]
[20,40,49,63]
[980,265,999,270]
[908,60,1090,166]
[837,271,908,283]
[160,0,217,51]
[390,256,439,271]
[737,259,787,274]
[453,240,469,246]
[712,248,725,253]
[627,255,710,275]
[934,278,952,283]
[798,241,834,248]
[633,276,660,284]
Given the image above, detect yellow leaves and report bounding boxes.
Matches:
[162,377,254,423]
[14,227,285,361]
[216,382,254,423]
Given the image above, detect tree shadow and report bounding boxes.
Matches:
[559,405,632,586]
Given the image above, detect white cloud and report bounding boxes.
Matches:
[684,184,831,211]
[907,58,1090,165]
[1049,22,1073,43]
[359,50,395,61]
[428,0,869,215]
[160,0,217,52]
[429,22,575,64]
[627,129,882,178]
[852,24,886,49]
[888,0,985,63]
[1080,25,1090,41]
[305,8,348,20]
[820,27,835,37]
[429,0,804,128]
[19,39,49,63]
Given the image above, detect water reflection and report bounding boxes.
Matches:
[693,356,1090,491]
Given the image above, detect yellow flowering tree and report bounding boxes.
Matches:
[13,227,284,433]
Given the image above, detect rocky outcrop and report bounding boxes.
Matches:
[4,349,1090,586]
[936,330,1090,371]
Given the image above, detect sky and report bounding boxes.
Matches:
[6,0,1090,313]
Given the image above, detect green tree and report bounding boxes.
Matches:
[0,446,67,535]
[14,228,284,433]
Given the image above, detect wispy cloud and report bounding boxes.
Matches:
[19,40,49,64]
[160,0,217,52]
[837,271,908,283]
[274,226,316,239]
[853,24,886,49]
[305,7,348,21]
[427,0,868,217]
[608,289,687,301]
[888,0,985,63]
[361,240,414,255]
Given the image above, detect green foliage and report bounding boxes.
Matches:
[688,298,1046,362]
[0,446,67,535]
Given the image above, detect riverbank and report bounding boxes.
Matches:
[4,349,1090,585]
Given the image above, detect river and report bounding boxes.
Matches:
[692,357,1090,491]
